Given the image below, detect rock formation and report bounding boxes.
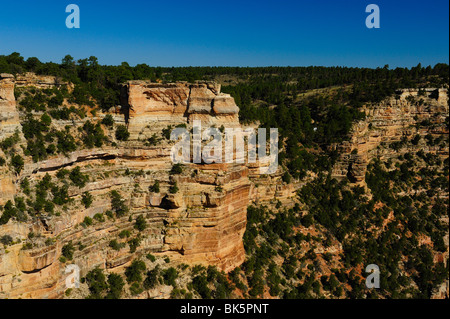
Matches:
[332,88,449,184]
[0,76,249,298]
[0,74,21,206]
[1,74,448,299]
[121,81,240,138]
[15,72,69,90]
[0,73,21,137]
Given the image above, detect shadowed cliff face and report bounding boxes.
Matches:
[0,76,250,298]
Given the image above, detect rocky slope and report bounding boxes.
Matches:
[332,88,449,185]
[0,73,448,299]
[330,87,449,298]
[0,76,254,298]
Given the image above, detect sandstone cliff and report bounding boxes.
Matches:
[1,73,448,299]
[0,76,249,298]
[0,73,21,138]
[0,74,22,206]
[332,88,449,185]
[121,81,240,136]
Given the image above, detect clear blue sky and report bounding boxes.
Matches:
[0,0,448,67]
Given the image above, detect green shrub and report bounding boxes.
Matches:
[55,130,77,154]
[51,185,70,206]
[20,178,31,195]
[62,242,75,260]
[125,260,146,283]
[11,154,24,174]
[128,236,141,253]
[0,201,19,225]
[192,275,211,299]
[162,126,173,140]
[143,266,160,290]
[169,182,179,194]
[149,180,160,193]
[0,130,20,151]
[119,230,131,238]
[81,191,93,208]
[65,288,72,297]
[134,215,147,231]
[109,239,125,251]
[110,190,128,217]
[0,235,13,246]
[163,267,178,287]
[282,172,291,184]
[105,210,114,219]
[170,163,183,175]
[85,268,108,299]
[146,134,161,146]
[82,121,107,148]
[56,168,69,179]
[129,282,143,296]
[105,273,125,299]
[101,114,115,127]
[40,113,52,127]
[93,213,105,222]
[115,125,130,141]
[83,216,93,226]
[69,167,89,188]
[45,238,55,246]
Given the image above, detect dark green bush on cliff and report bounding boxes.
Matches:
[109,190,129,217]
[0,235,13,246]
[81,191,93,208]
[134,215,147,231]
[69,167,89,188]
[101,114,115,127]
[125,260,146,284]
[169,182,179,194]
[170,163,183,175]
[0,201,20,225]
[11,155,24,174]
[61,241,75,260]
[81,120,107,148]
[84,268,125,299]
[149,180,160,193]
[115,125,130,141]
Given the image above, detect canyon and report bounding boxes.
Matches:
[332,88,449,185]
[0,73,448,299]
[0,74,291,298]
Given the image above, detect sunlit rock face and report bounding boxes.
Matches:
[3,72,446,299]
[0,74,21,206]
[121,81,240,138]
[332,88,449,184]
[0,73,20,137]
[0,75,249,298]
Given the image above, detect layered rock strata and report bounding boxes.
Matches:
[121,81,240,139]
[332,88,449,183]
[0,74,21,206]
[0,76,249,298]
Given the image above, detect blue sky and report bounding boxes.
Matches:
[0,0,448,67]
